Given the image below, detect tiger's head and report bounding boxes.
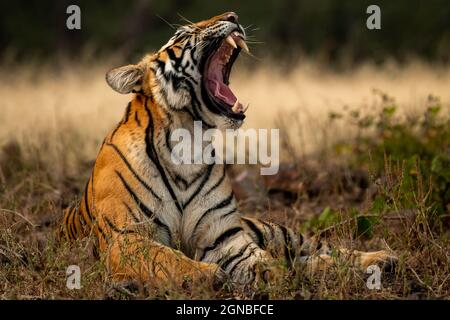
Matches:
[106,12,249,129]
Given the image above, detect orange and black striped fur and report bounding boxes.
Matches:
[60,12,396,289]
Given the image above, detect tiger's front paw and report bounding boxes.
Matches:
[357,250,398,273]
[190,262,228,291]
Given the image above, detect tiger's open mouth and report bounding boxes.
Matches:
[203,31,249,120]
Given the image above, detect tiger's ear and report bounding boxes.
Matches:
[105,64,144,94]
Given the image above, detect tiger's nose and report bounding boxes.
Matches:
[223,12,238,24]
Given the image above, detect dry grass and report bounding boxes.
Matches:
[2,58,450,155]
[0,58,449,299]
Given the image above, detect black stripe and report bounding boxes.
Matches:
[110,102,131,141]
[278,224,294,265]
[242,218,266,249]
[78,208,87,228]
[64,208,73,239]
[68,207,77,240]
[166,48,181,69]
[81,175,107,242]
[134,110,141,127]
[183,164,214,209]
[199,227,243,261]
[171,173,188,190]
[260,219,275,239]
[153,217,172,244]
[299,232,304,246]
[106,142,161,201]
[143,99,183,214]
[132,89,144,95]
[189,163,210,185]
[91,165,97,213]
[96,224,108,242]
[84,178,94,222]
[88,167,107,242]
[176,72,214,128]
[228,247,256,276]
[164,126,173,154]
[316,241,323,251]
[191,94,214,128]
[62,208,70,236]
[110,123,121,142]
[115,170,154,219]
[221,208,237,219]
[192,192,234,234]
[123,102,132,123]
[103,216,136,235]
[218,242,252,271]
[204,165,226,196]
[122,201,140,223]
[71,207,81,239]
[190,38,198,65]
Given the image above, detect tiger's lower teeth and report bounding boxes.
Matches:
[232,101,240,113]
[231,101,248,113]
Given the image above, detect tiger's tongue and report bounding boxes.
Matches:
[208,79,237,106]
[206,50,237,106]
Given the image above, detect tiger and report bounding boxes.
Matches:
[60,12,396,290]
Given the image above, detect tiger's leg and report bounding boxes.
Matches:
[60,207,224,289]
[189,212,273,287]
[240,216,303,267]
[106,233,225,289]
[196,228,272,286]
[241,217,397,273]
[297,249,397,274]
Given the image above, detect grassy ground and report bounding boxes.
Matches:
[0,60,449,299]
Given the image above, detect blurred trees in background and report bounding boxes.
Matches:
[1,0,449,64]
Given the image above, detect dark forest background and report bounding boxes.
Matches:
[1,0,450,64]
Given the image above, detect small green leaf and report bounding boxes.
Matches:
[318,207,332,224]
[356,216,375,238]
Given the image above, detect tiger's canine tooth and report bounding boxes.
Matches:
[236,38,250,53]
[243,104,249,113]
[225,35,237,49]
